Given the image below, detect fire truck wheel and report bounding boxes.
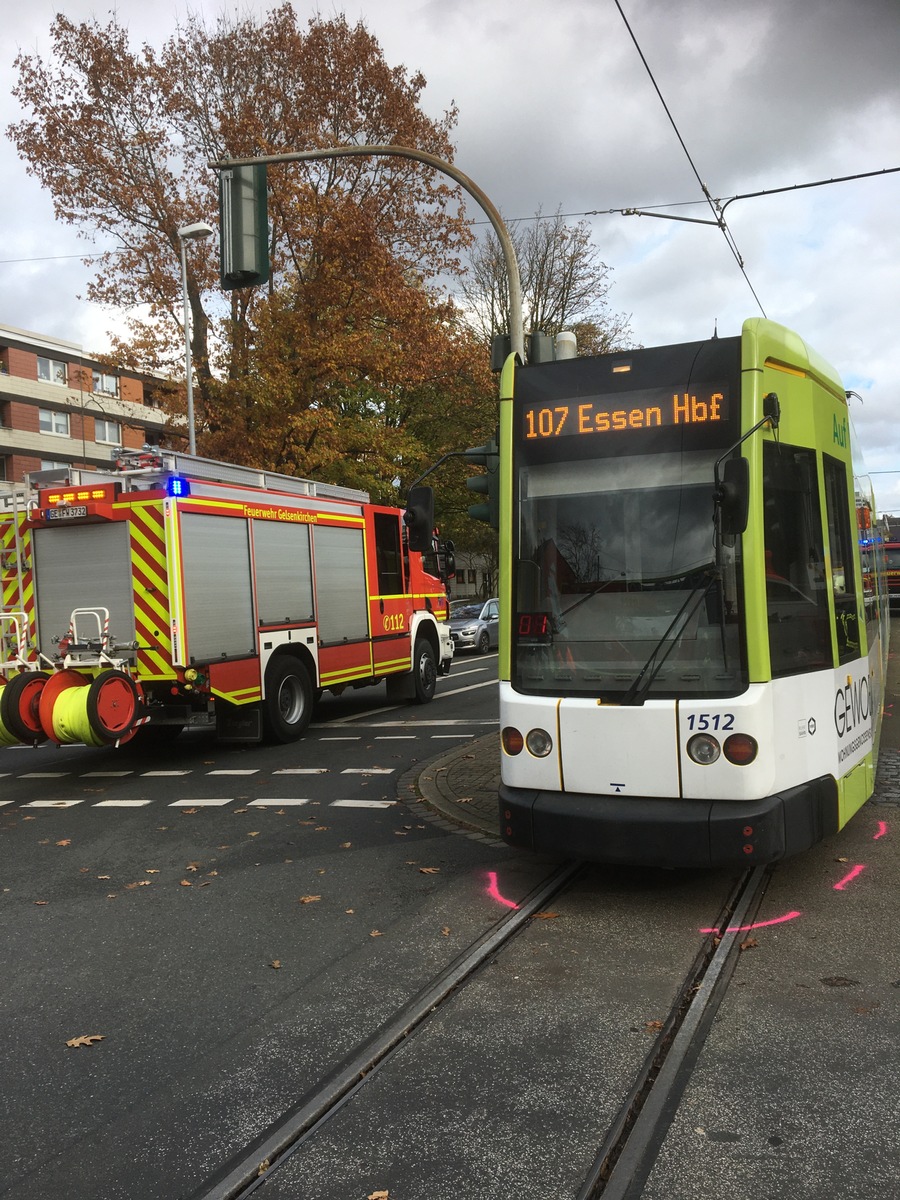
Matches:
[263,656,314,743]
[412,637,438,704]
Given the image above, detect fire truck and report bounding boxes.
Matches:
[0,449,453,749]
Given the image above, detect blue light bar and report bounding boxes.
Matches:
[167,475,191,498]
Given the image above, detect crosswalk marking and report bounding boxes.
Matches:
[341,767,394,775]
[207,769,259,776]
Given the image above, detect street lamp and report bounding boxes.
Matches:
[177,221,214,455]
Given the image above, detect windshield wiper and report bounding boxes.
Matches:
[620,571,719,706]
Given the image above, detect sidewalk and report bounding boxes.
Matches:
[415,637,900,835]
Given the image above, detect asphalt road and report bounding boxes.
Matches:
[4,647,898,1200]
[0,653,531,1199]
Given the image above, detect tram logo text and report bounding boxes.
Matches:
[834,671,875,761]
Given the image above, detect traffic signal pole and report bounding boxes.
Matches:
[210,144,524,362]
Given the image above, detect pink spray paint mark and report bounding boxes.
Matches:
[700,910,802,935]
[833,864,865,891]
[486,871,519,909]
[874,820,888,841]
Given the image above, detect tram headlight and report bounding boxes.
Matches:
[724,733,758,765]
[687,733,720,765]
[502,726,524,755]
[525,728,553,758]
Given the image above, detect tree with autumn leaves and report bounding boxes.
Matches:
[9,7,633,555]
[9,7,493,508]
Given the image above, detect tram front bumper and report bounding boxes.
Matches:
[498,776,839,869]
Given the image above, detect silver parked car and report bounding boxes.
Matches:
[449,598,499,654]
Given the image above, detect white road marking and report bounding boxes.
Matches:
[248,798,309,806]
[169,798,233,807]
[82,771,134,777]
[340,767,394,775]
[330,799,395,808]
[93,799,153,807]
[207,769,259,776]
[22,799,82,807]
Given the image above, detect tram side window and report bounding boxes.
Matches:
[823,455,859,664]
[762,443,831,677]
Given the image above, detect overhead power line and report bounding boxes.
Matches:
[612,0,767,316]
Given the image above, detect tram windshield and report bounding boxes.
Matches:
[511,339,748,701]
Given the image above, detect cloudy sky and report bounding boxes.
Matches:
[2,0,898,506]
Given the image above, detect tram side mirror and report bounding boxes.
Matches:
[718,456,750,536]
[404,485,435,554]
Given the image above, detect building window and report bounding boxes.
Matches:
[41,459,69,471]
[468,569,477,585]
[37,357,68,386]
[92,370,119,397]
[94,417,121,444]
[39,408,70,436]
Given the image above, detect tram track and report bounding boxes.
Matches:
[187,859,585,1200]
[187,863,768,1200]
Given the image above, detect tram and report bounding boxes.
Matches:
[498,318,888,867]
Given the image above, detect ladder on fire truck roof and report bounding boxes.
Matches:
[26,448,370,504]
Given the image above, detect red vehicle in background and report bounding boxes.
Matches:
[885,540,900,610]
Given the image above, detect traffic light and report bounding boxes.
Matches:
[404,485,435,553]
[465,436,500,527]
[218,164,269,289]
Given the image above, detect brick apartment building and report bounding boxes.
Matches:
[0,323,170,483]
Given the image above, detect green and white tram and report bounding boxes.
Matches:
[498,319,888,867]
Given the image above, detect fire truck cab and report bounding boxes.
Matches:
[1,450,453,748]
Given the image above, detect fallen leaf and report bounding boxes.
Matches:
[419,867,440,874]
[533,911,560,920]
[368,1191,390,1200]
[258,1159,270,1177]
[180,880,193,887]
[66,1034,105,1048]
[441,927,450,937]
[835,856,849,863]
[233,808,248,814]
[315,826,329,832]
[370,930,383,937]
[55,839,72,847]
[180,808,199,815]
[185,863,200,872]
[145,869,160,875]
[298,895,321,904]
[739,937,759,951]
[270,960,281,969]
[345,908,355,914]
[34,900,49,906]
[339,842,352,849]
[97,875,111,880]
[247,831,260,837]
[393,830,408,836]
[645,1019,664,1032]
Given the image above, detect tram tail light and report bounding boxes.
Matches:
[502,727,524,756]
[723,733,758,765]
[687,733,720,765]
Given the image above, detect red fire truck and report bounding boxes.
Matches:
[0,450,453,748]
